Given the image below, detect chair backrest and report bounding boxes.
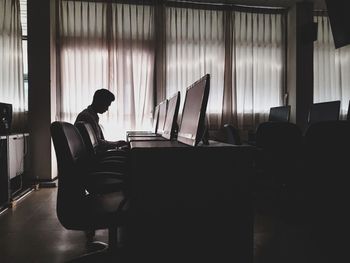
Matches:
[268,105,291,122]
[50,121,89,229]
[255,121,303,185]
[304,120,350,165]
[75,121,98,157]
[223,124,241,145]
[256,122,302,151]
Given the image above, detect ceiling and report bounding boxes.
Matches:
[194,0,327,10]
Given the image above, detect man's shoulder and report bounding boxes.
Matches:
[75,108,94,123]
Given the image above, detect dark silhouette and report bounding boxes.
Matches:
[75,89,128,152]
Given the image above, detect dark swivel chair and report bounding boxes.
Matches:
[247,105,291,145]
[303,120,350,262]
[50,121,128,261]
[223,124,242,145]
[254,122,303,215]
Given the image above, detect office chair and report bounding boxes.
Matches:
[223,124,241,145]
[254,122,303,216]
[50,121,128,261]
[75,121,129,175]
[303,120,350,261]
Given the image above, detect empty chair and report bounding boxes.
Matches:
[223,124,241,145]
[253,121,304,218]
[50,121,128,261]
[255,121,303,187]
[268,105,291,122]
[303,120,350,261]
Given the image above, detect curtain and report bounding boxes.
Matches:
[231,11,284,129]
[165,7,284,130]
[165,6,225,129]
[58,1,285,135]
[59,1,155,140]
[314,15,350,117]
[0,0,25,130]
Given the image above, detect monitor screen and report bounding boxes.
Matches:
[308,101,341,124]
[269,105,291,122]
[152,104,160,133]
[162,91,180,140]
[156,99,168,135]
[0,102,12,135]
[177,74,210,146]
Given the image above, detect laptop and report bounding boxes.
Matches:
[126,103,160,137]
[128,91,180,142]
[127,99,168,140]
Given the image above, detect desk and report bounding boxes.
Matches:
[125,140,256,262]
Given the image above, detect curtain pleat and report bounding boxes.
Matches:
[314,15,350,117]
[165,6,225,129]
[59,1,155,140]
[0,0,25,131]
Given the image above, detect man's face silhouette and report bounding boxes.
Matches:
[95,101,112,114]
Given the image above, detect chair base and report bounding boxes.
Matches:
[66,248,125,263]
[85,241,108,253]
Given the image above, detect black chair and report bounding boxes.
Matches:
[303,120,350,261]
[223,124,241,145]
[255,121,303,186]
[254,121,304,217]
[50,121,128,261]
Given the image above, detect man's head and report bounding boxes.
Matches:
[92,89,115,114]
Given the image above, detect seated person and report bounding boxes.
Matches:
[75,88,129,153]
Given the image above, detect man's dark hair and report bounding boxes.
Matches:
[92,89,115,105]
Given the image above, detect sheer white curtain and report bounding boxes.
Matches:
[165,6,225,128]
[314,15,350,117]
[59,1,155,140]
[233,11,284,129]
[165,7,284,129]
[0,0,25,130]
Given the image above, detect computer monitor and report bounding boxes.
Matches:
[0,102,12,135]
[162,91,180,140]
[156,99,168,135]
[152,104,160,133]
[308,100,341,124]
[177,74,210,146]
[268,105,291,122]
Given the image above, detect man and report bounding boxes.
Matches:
[75,89,128,250]
[75,88,129,152]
